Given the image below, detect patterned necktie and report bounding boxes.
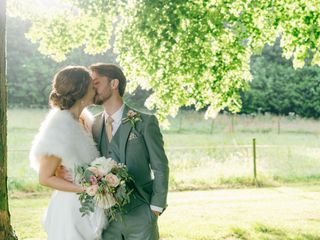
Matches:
[106,116,114,143]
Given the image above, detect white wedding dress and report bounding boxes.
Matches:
[29,108,106,240]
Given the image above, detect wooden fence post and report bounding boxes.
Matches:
[253,138,257,183]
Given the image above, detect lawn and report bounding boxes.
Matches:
[10,185,320,240]
[7,108,320,192]
[7,108,320,239]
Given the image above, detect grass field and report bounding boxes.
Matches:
[10,185,320,240]
[7,108,320,239]
[7,108,320,192]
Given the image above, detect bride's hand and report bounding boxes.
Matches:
[39,156,81,193]
[55,165,73,182]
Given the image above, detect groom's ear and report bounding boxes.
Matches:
[111,78,119,90]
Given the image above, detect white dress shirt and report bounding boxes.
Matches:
[104,104,163,213]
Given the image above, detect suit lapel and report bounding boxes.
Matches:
[92,113,104,153]
[119,105,132,164]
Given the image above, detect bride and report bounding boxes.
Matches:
[29,66,106,239]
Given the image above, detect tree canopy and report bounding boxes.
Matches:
[7,0,320,122]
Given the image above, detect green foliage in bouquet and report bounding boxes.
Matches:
[75,157,134,219]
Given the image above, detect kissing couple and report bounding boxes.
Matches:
[30,63,169,240]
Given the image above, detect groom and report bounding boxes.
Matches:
[90,63,169,240]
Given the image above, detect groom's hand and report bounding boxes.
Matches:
[55,165,73,182]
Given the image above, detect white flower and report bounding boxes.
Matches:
[91,157,118,176]
[91,156,108,166]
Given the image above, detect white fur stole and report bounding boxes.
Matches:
[29,108,100,172]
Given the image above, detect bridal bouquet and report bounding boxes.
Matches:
[75,157,133,219]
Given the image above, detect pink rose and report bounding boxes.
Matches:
[127,110,137,118]
[86,184,99,196]
[90,175,97,185]
[87,166,99,177]
[105,173,120,187]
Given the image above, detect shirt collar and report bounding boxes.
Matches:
[104,104,125,123]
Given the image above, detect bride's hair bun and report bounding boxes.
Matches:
[49,66,91,110]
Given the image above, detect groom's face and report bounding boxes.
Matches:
[92,71,112,105]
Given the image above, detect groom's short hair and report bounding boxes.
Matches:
[89,63,126,97]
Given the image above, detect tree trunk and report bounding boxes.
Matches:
[0,0,18,239]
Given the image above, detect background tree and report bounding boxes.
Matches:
[8,0,320,123]
[7,16,117,108]
[242,40,320,118]
[0,0,17,239]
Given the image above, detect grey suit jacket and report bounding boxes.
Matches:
[92,105,169,209]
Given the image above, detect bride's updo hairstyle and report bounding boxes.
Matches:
[49,66,91,110]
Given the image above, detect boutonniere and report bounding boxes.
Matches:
[122,110,142,127]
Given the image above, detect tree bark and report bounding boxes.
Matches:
[0,0,18,239]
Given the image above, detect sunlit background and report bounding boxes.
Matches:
[5,0,320,239]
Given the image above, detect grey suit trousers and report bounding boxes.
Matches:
[102,203,159,240]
